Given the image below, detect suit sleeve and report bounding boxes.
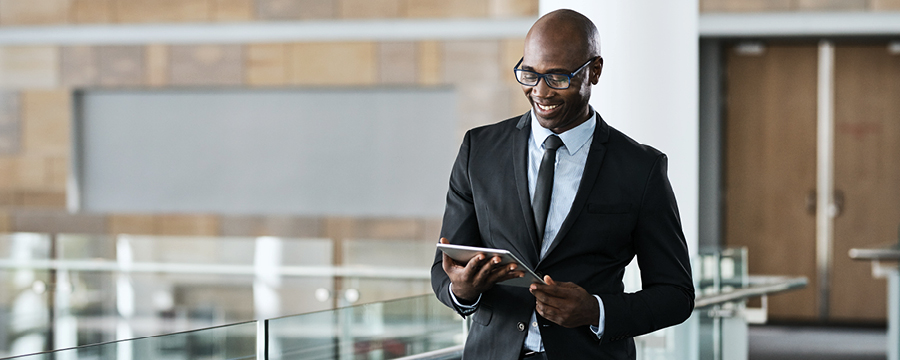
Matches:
[431,131,487,315]
[598,154,695,341]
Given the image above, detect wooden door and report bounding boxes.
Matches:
[830,44,900,322]
[724,44,819,321]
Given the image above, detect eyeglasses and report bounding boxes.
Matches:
[513,57,597,90]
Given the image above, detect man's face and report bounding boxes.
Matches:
[520,35,602,134]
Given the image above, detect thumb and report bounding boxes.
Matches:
[440,237,449,244]
[543,275,555,285]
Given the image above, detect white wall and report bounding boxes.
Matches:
[539,0,700,255]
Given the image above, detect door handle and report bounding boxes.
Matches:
[832,189,844,217]
[806,190,816,215]
[805,189,844,217]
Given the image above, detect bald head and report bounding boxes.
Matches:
[519,9,603,134]
[526,9,600,60]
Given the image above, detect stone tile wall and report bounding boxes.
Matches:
[0,0,539,26]
[0,1,534,238]
[701,0,900,12]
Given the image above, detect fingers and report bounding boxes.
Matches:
[544,275,556,285]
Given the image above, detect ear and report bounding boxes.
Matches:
[589,57,603,85]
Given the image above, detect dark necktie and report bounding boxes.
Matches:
[533,135,563,247]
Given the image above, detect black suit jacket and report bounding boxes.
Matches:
[431,112,695,359]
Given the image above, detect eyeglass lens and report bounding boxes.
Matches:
[516,71,570,89]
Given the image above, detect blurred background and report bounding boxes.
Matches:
[0,0,898,359]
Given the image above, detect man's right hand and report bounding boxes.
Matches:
[441,237,524,302]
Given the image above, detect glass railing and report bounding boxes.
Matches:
[2,233,807,360]
[3,295,463,360]
[268,295,463,360]
[0,232,437,359]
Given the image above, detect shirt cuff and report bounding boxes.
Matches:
[589,295,605,338]
[449,283,481,314]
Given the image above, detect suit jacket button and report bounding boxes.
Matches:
[517,322,526,331]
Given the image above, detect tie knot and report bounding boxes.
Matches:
[543,135,563,151]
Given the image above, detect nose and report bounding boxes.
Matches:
[531,76,552,97]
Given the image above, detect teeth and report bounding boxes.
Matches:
[537,104,558,111]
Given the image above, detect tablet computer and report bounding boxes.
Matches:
[437,243,545,287]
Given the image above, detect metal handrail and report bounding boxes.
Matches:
[695,275,807,308]
[393,344,464,360]
[849,243,900,261]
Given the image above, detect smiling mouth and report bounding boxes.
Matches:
[536,104,559,111]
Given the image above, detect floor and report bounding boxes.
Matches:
[749,325,888,360]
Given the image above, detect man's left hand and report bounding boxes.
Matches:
[530,275,599,328]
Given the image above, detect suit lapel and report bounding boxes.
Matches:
[513,112,541,265]
[539,113,610,265]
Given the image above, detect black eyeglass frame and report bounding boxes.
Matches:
[513,56,599,90]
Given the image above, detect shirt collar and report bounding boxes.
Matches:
[530,107,596,155]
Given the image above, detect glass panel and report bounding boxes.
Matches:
[268,294,463,360]
[7,321,256,360]
[339,239,433,306]
[139,321,256,360]
[694,247,749,360]
[0,233,54,359]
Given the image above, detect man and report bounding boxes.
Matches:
[430,9,695,360]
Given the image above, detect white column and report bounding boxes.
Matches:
[538,0,700,257]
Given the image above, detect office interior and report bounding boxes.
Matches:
[0,0,898,359]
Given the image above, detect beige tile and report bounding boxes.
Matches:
[402,0,447,18]
[170,45,243,86]
[256,0,336,20]
[16,191,66,208]
[71,0,113,23]
[0,0,70,26]
[13,155,49,189]
[796,0,867,10]
[442,40,501,86]
[145,44,168,86]
[417,41,442,85]
[218,215,264,236]
[263,216,322,237]
[0,156,14,188]
[114,0,212,23]
[158,214,219,236]
[488,0,538,17]
[108,214,157,234]
[0,91,19,154]
[291,42,376,86]
[214,0,254,21]
[61,46,98,87]
[402,0,487,18]
[0,189,12,206]
[378,42,417,84]
[423,218,441,241]
[322,217,354,241]
[500,38,524,84]
[97,46,144,87]
[218,215,322,237]
[0,210,9,232]
[12,209,107,233]
[46,156,67,190]
[700,0,793,12]
[0,46,60,89]
[21,90,70,156]
[246,44,289,86]
[871,0,900,10]
[353,218,424,239]
[339,0,400,19]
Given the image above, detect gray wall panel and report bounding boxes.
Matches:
[77,88,457,217]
